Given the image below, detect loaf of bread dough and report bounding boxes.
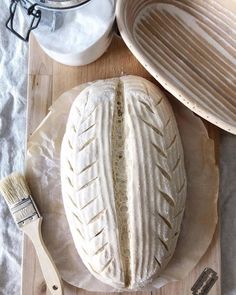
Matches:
[61,76,187,290]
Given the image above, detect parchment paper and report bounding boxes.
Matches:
[26,84,218,291]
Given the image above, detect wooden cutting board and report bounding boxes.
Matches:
[23,34,221,295]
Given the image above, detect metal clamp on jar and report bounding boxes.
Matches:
[6,0,116,66]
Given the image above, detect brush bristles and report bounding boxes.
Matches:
[0,172,32,206]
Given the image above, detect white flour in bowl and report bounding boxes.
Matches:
[33,0,115,66]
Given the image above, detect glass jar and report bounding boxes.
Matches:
[6,0,116,66]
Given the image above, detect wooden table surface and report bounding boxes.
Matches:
[23,35,221,295]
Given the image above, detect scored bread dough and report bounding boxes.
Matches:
[60,76,187,290]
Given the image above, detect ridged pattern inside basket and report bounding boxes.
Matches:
[118,0,236,134]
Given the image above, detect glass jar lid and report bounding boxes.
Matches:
[30,0,91,9]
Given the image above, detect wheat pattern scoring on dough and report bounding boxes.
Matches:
[61,76,187,290]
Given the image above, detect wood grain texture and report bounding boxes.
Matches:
[116,0,236,135]
[24,34,221,295]
[23,218,63,295]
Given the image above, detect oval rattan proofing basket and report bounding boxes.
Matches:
[117,0,236,134]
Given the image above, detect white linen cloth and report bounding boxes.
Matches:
[0,1,27,294]
[0,1,235,294]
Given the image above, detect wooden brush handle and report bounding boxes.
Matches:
[24,218,64,295]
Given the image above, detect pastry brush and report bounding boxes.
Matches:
[0,172,63,295]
